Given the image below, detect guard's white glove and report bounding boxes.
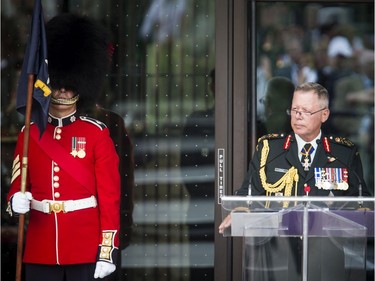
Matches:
[94,261,116,279]
[12,192,32,214]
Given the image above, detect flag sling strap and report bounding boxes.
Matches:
[30,128,95,194]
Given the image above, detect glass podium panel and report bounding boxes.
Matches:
[221,196,374,281]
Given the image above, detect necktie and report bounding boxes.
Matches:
[301,143,314,171]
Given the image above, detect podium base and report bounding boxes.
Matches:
[242,236,366,281]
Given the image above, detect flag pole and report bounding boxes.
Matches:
[13,0,50,278]
[16,74,35,281]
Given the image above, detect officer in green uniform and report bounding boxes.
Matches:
[237,82,368,198]
[219,82,371,281]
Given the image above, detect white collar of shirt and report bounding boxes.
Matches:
[295,132,321,161]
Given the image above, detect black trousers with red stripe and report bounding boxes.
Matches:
[25,263,98,281]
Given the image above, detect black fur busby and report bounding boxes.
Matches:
[46,14,111,101]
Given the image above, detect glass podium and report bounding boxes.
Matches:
[221,196,374,281]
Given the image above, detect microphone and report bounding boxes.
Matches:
[316,139,364,207]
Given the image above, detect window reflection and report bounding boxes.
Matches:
[256,2,374,194]
[180,69,215,279]
[258,76,294,136]
[1,1,215,281]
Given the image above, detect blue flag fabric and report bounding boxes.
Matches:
[16,0,51,135]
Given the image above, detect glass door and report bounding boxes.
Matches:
[1,1,215,280]
[214,1,374,280]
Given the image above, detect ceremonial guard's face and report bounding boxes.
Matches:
[290,90,329,142]
[49,88,78,116]
[52,88,75,100]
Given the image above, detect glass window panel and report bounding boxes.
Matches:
[1,1,215,280]
[255,1,374,194]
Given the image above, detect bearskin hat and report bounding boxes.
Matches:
[46,14,111,101]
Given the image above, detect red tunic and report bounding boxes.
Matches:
[7,112,120,265]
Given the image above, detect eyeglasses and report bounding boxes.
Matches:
[286,107,326,117]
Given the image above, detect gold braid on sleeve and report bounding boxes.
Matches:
[259,140,299,207]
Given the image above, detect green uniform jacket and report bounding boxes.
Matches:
[236,132,370,197]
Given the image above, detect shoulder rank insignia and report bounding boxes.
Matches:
[257,134,288,151]
[328,136,354,147]
[257,133,285,143]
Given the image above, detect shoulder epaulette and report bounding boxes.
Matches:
[257,133,285,143]
[327,136,354,147]
[80,116,107,130]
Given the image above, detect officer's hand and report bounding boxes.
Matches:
[218,214,232,234]
[94,261,116,279]
[12,192,32,214]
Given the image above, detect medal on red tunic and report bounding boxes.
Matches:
[77,137,86,158]
[71,137,78,157]
[71,137,86,158]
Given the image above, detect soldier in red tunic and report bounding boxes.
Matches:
[7,14,121,281]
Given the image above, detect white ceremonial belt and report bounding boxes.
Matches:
[31,196,97,214]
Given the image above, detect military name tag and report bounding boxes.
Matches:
[314,167,349,190]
